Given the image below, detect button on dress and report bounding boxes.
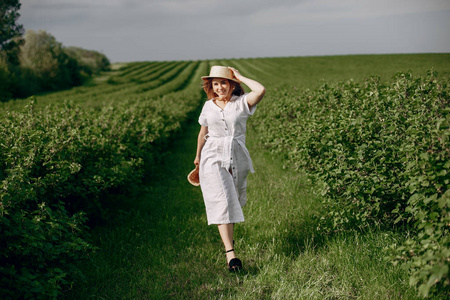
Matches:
[198,93,256,225]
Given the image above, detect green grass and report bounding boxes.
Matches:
[64,109,420,299]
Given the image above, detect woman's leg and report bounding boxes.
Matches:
[218,223,236,263]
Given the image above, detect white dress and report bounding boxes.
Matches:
[198,93,256,225]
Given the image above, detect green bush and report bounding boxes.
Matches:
[18,29,82,93]
[0,55,13,101]
[0,202,91,298]
[253,71,449,297]
[64,46,110,76]
[0,29,111,101]
[0,70,203,297]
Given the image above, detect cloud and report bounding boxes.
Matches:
[156,0,302,16]
[17,0,450,62]
[20,0,450,27]
[22,0,124,9]
[20,0,303,20]
[251,0,450,25]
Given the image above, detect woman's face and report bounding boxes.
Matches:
[212,78,230,98]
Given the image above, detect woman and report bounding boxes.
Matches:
[194,66,265,271]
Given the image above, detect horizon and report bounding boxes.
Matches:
[107,52,450,64]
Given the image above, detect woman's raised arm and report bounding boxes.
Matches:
[229,67,266,109]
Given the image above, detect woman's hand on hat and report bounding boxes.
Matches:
[228,67,243,82]
[194,156,200,166]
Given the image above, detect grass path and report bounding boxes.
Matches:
[66,110,419,299]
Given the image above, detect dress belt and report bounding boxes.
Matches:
[205,134,255,173]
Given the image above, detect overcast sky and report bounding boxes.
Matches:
[19,0,450,62]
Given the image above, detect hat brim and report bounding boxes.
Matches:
[201,76,240,84]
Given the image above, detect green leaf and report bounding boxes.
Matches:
[420,153,429,161]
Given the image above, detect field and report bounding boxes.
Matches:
[0,54,449,299]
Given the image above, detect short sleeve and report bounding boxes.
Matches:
[198,102,208,126]
[242,93,257,116]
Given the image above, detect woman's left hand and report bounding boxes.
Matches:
[228,67,243,82]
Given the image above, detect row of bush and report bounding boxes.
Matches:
[0,71,205,298]
[0,61,203,114]
[0,29,110,101]
[253,71,449,297]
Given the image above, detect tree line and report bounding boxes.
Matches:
[0,1,110,102]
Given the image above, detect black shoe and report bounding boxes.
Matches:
[225,249,242,271]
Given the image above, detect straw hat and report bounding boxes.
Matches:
[187,165,200,186]
[201,66,240,83]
